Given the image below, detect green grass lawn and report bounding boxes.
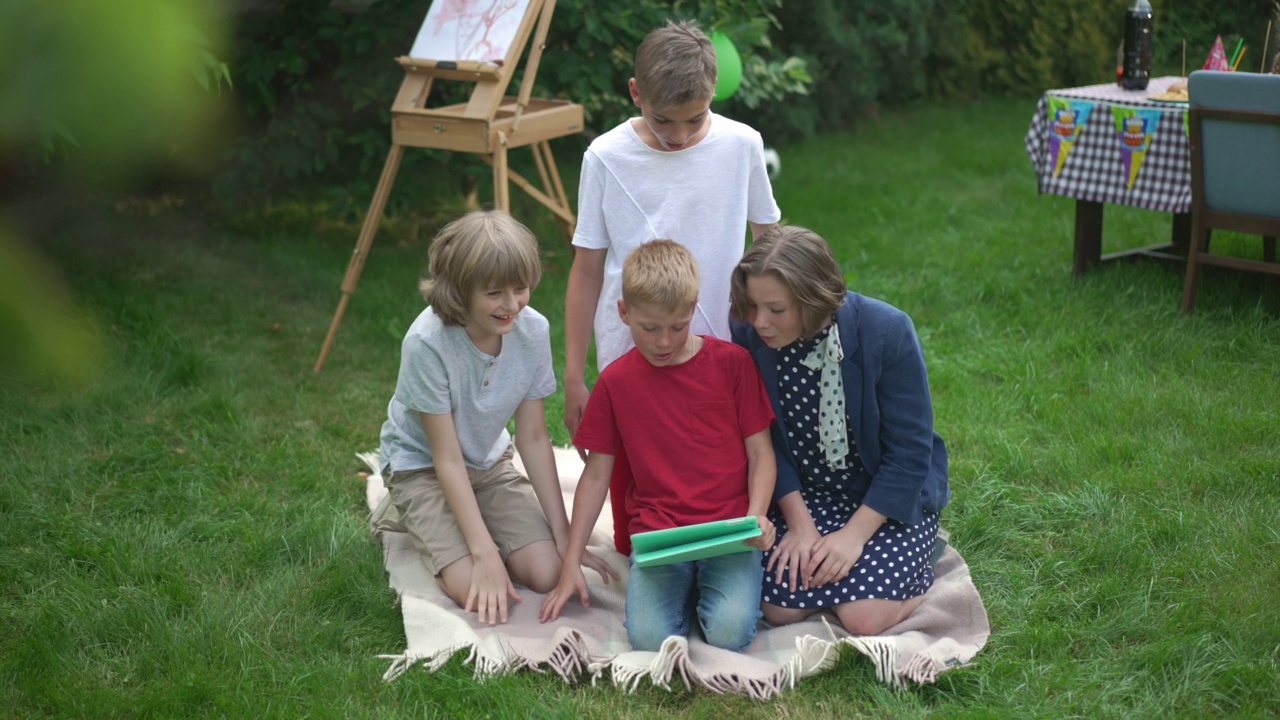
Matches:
[3,97,1278,718]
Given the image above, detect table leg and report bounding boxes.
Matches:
[1171,212,1191,252]
[1073,200,1103,277]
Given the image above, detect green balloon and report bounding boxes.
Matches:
[711,31,743,101]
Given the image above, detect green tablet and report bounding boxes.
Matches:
[630,516,761,568]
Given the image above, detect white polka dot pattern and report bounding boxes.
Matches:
[764,326,938,609]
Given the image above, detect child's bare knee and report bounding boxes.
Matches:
[507,542,562,592]
[839,612,893,636]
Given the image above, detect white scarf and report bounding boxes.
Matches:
[798,324,848,469]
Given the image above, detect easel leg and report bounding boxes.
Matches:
[537,140,574,239]
[493,134,510,211]
[314,143,406,374]
[531,141,553,201]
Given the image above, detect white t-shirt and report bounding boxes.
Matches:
[572,113,781,371]
[379,305,557,473]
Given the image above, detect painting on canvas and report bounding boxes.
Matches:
[408,0,532,63]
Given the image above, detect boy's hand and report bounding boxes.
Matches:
[539,567,590,622]
[746,514,776,552]
[579,549,619,585]
[466,552,521,625]
[767,523,820,592]
[563,381,590,461]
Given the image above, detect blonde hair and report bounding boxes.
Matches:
[622,239,700,312]
[634,20,716,111]
[419,210,541,326]
[730,226,847,339]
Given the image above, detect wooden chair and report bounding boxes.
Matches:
[1180,70,1280,314]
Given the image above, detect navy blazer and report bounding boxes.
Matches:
[731,291,950,526]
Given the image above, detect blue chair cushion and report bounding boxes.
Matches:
[1188,71,1280,218]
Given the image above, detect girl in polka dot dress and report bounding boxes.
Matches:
[729,226,951,636]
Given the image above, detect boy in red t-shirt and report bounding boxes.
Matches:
[539,239,777,652]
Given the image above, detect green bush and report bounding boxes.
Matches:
[939,0,1130,99]
[1153,0,1277,75]
[198,0,1280,202]
[215,0,810,204]
[728,0,956,143]
[930,0,1273,98]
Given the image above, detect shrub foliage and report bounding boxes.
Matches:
[217,0,1273,197]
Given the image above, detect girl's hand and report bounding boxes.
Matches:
[807,526,865,589]
[767,523,821,592]
[746,515,776,552]
[465,551,521,625]
[578,549,619,585]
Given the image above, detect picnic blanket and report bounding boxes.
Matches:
[362,448,989,699]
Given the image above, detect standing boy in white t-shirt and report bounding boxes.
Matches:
[563,20,782,553]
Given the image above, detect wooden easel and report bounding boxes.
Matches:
[314,0,581,373]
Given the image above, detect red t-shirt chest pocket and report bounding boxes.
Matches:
[687,400,734,447]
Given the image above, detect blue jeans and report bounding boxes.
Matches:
[624,550,764,652]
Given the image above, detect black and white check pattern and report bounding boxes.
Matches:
[1025,77,1192,214]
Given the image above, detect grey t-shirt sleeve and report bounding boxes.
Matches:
[525,310,557,401]
[396,329,452,416]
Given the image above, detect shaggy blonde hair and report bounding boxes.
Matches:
[633,20,716,111]
[419,210,541,326]
[730,226,847,339]
[622,239,700,312]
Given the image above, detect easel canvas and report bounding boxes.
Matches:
[314,0,581,373]
[409,0,529,62]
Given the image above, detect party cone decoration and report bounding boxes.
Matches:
[1047,97,1093,177]
[1203,35,1230,70]
[1054,138,1074,176]
[1113,107,1160,190]
[1128,148,1146,188]
[1121,114,1147,188]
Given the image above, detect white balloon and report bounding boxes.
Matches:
[763,147,781,180]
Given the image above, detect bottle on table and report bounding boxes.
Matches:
[1121,0,1153,90]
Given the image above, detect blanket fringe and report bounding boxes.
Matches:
[696,668,788,701]
[648,635,690,691]
[544,629,594,681]
[846,636,902,688]
[785,632,842,685]
[378,642,472,682]
[899,651,942,685]
[468,645,509,679]
[356,451,380,473]
[379,631,605,685]
[378,653,413,682]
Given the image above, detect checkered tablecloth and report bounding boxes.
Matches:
[1025,76,1192,213]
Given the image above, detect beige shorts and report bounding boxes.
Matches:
[370,445,553,575]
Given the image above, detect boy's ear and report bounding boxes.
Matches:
[617,298,629,325]
[627,78,642,107]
